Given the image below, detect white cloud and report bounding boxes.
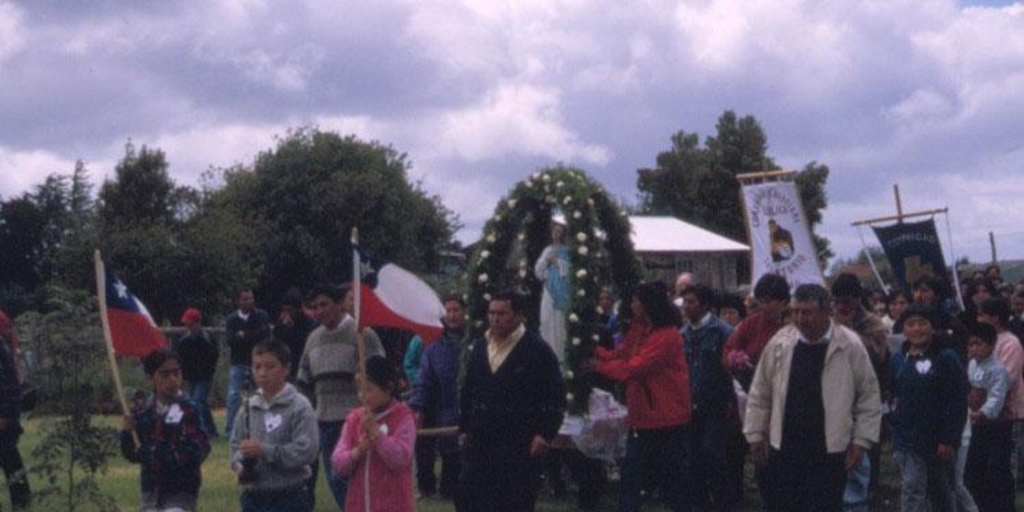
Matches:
[5,0,1024,264]
[883,88,956,123]
[146,123,284,183]
[0,2,25,62]
[434,83,611,165]
[0,147,77,199]
[915,3,1024,85]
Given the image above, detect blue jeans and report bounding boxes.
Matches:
[894,449,957,512]
[843,453,870,512]
[620,425,691,512]
[319,421,348,509]
[187,378,218,438]
[954,441,978,512]
[225,364,251,435]
[241,488,310,512]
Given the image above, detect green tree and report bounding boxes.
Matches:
[828,245,894,287]
[0,196,45,289]
[0,196,47,314]
[636,110,832,267]
[98,142,179,227]
[18,288,120,512]
[0,162,98,313]
[97,142,253,322]
[43,161,100,293]
[211,127,461,306]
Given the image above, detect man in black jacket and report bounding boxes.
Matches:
[458,291,566,512]
[174,308,219,438]
[223,289,270,436]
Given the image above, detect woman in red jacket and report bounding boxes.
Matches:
[585,280,692,512]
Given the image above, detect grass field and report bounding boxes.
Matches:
[7,409,1022,512]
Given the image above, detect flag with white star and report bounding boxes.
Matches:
[103,264,168,357]
[353,243,445,343]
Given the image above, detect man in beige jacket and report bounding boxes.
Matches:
[744,283,881,512]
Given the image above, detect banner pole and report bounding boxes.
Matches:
[943,213,966,311]
[850,207,949,227]
[737,180,754,287]
[855,226,888,293]
[894,184,904,224]
[95,250,139,448]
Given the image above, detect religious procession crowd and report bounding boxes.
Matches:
[3,253,1024,512]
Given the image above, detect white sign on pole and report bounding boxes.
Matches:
[741,181,823,289]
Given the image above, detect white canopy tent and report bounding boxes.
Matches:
[628,216,750,290]
[629,216,749,253]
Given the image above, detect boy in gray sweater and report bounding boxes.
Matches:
[231,339,319,512]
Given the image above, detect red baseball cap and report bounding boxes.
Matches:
[180,308,202,325]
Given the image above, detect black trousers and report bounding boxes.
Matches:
[416,435,461,498]
[761,448,845,512]
[0,432,29,510]
[966,420,1015,512]
[457,438,540,512]
[542,447,606,509]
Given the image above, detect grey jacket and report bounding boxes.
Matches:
[298,315,385,422]
[229,383,319,492]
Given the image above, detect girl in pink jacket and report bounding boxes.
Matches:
[332,355,416,512]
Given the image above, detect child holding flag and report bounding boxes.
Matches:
[120,349,210,512]
[332,355,416,512]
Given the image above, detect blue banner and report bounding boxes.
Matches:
[872,219,948,290]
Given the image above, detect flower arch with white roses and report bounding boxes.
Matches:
[463,166,643,413]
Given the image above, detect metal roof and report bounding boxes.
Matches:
[629,216,749,253]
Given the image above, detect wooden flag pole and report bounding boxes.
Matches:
[851,183,947,226]
[94,250,140,448]
[735,169,798,183]
[415,426,459,438]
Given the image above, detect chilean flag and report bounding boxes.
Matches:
[102,264,168,357]
[354,244,445,343]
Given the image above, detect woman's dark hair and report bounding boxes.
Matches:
[365,355,399,396]
[979,297,1011,326]
[142,349,178,376]
[912,275,949,304]
[754,273,790,302]
[632,281,681,329]
[281,287,305,308]
[966,321,997,346]
[719,292,747,319]
[886,288,912,307]
[966,281,998,303]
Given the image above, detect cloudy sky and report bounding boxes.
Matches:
[2,0,1023,267]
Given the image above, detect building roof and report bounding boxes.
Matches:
[629,215,749,253]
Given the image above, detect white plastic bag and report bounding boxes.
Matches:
[571,389,628,461]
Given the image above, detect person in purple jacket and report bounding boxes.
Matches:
[408,293,466,501]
